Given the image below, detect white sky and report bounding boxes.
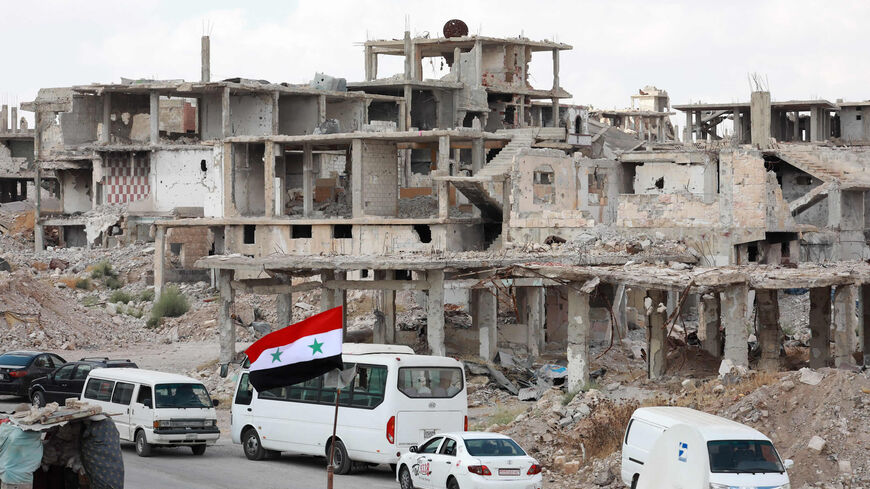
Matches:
[4,0,870,126]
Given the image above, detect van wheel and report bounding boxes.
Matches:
[631,474,639,489]
[191,445,206,456]
[329,439,352,475]
[447,476,460,489]
[31,390,46,408]
[399,466,414,489]
[242,428,266,461]
[135,430,152,457]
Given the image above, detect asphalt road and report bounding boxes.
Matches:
[1,395,397,489]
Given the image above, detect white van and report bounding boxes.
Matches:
[82,368,220,457]
[622,407,792,489]
[231,344,467,474]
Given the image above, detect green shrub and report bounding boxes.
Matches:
[90,261,116,279]
[75,278,92,290]
[104,276,123,290]
[81,295,99,307]
[145,316,160,328]
[127,308,144,319]
[139,289,155,302]
[147,286,189,328]
[109,290,132,304]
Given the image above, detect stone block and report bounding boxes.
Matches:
[807,435,826,453]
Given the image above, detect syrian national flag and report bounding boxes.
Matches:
[245,306,344,392]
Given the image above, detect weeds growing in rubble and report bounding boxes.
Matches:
[146,286,189,328]
[104,276,123,290]
[81,295,98,307]
[110,290,132,304]
[75,278,92,290]
[89,261,117,279]
[139,289,155,302]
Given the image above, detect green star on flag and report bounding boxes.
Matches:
[308,338,324,355]
[270,348,283,363]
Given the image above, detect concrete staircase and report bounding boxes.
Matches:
[775,148,846,182]
[477,128,538,178]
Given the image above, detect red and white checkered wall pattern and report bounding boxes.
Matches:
[104,154,151,204]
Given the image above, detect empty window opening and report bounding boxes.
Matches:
[292,225,312,239]
[169,243,182,255]
[243,225,256,244]
[533,165,556,205]
[394,270,412,281]
[858,114,863,121]
[781,241,790,258]
[747,243,759,263]
[413,224,432,243]
[200,159,208,172]
[333,224,353,239]
[795,175,813,186]
[654,177,664,189]
[534,170,554,185]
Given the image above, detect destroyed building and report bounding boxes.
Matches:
[0,105,34,204]
[8,22,870,396]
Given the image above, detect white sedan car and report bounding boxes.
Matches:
[396,432,543,489]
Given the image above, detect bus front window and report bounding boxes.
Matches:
[398,367,463,398]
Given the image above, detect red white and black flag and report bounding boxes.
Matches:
[245,306,344,392]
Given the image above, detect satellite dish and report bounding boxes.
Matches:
[443,19,469,38]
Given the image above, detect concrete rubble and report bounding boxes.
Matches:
[1,17,870,489]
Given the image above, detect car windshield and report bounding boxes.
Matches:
[154,383,212,408]
[0,354,32,367]
[464,438,526,457]
[398,367,463,398]
[708,440,785,473]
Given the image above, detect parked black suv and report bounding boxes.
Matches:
[0,351,67,398]
[29,357,138,407]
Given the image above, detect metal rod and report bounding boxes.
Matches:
[327,387,341,489]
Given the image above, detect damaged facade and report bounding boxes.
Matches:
[9,24,870,395]
[0,105,34,204]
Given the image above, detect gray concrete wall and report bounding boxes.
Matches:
[60,94,100,145]
[200,92,223,140]
[230,93,272,136]
[325,99,365,133]
[278,95,319,135]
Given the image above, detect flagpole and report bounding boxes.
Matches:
[327,387,340,489]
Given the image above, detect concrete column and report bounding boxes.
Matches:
[351,139,363,218]
[685,112,693,143]
[402,86,412,131]
[218,269,236,365]
[500,177,511,243]
[373,270,396,344]
[263,142,275,217]
[733,108,742,143]
[153,226,166,300]
[722,284,749,368]
[698,293,721,357]
[33,164,43,251]
[318,95,327,124]
[756,289,781,371]
[833,284,857,367]
[11,107,18,132]
[321,270,337,312]
[303,144,313,217]
[427,270,446,356]
[471,137,484,174]
[275,277,292,331]
[793,111,801,141]
[221,87,231,138]
[437,136,450,219]
[364,45,374,81]
[862,284,870,366]
[471,288,498,361]
[524,287,546,358]
[221,142,236,217]
[567,290,590,391]
[101,93,111,144]
[149,91,159,144]
[271,92,280,135]
[0,105,6,132]
[810,107,819,142]
[809,286,832,368]
[750,91,771,149]
[613,284,628,340]
[201,36,210,82]
[336,271,348,338]
[647,289,667,379]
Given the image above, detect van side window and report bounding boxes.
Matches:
[111,382,135,405]
[348,365,387,408]
[84,379,115,402]
[136,385,153,406]
[235,374,253,405]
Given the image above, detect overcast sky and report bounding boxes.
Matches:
[4,0,870,125]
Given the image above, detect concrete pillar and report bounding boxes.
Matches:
[373,270,396,344]
[685,111,693,143]
[733,108,742,143]
[33,167,43,251]
[647,289,667,379]
[809,286,832,368]
[698,293,721,357]
[321,270,337,312]
[427,270,446,356]
[351,139,363,218]
[218,269,236,365]
[271,92,280,135]
[0,105,6,132]
[756,289,781,371]
[101,93,111,144]
[722,284,749,368]
[524,288,546,358]
[201,36,210,82]
[11,107,17,132]
[221,87,231,138]
[613,284,628,340]
[303,144,313,217]
[154,226,166,300]
[149,91,159,144]
[833,284,857,367]
[275,276,292,332]
[810,107,820,142]
[793,111,801,142]
[472,288,498,361]
[364,45,374,81]
[263,142,275,217]
[437,136,450,219]
[750,91,771,149]
[402,86,412,131]
[862,284,870,366]
[567,290,590,391]
[471,137,484,174]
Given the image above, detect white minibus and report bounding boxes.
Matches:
[622,407,792,489]
[82,368,220,457]
[230,344,467,474]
